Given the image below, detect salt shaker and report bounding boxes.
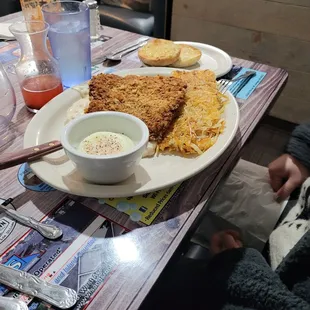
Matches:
[83,0,101,41]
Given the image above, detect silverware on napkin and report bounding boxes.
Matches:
[0,199,62,240]
[0,264,77,309]
[218,71,256,95]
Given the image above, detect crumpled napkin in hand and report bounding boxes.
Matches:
[208,159,288,248]
[192,160,289,252]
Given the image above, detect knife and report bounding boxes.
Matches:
[0,199,62,240]
[0,264,78,309]
[109,36,149,55]
[92,36,149,65]
[0,140,62,170]
[231,72,256,97]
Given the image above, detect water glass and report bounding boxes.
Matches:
[42,1,92,88]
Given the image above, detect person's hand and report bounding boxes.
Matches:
[210,230,243,255]
[268,154,310,200]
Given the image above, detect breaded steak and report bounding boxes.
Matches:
[86,74,187,141]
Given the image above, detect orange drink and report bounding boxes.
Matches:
[21,75,63,111]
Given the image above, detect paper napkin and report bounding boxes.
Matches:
[0,23,15,41]
[229,68,267,100]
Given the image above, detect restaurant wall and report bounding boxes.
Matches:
[171,0,310,124]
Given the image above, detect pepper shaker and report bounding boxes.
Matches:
[83,0,101,41]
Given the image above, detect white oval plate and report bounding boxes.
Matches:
[173,41,232,77]
[24,67,240,198]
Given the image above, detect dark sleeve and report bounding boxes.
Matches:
[276,231,310,304]
[286,122,310,170]
[205,248,310,310]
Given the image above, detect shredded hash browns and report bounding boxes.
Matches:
[158,70,228,155]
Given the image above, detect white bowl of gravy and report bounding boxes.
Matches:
[61,111,149,184]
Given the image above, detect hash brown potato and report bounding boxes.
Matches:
[159,70,228,155]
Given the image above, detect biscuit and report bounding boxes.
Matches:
[171,44,202,68]
[138,39,181,66]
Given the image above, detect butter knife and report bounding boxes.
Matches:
[0,200,62,240]
[0,297,28,310]
[92,36,149,65]
[109,36,149,55]
[0,264,78,309]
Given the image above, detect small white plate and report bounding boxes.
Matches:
[173,41,232,77]
[24,67,239,198]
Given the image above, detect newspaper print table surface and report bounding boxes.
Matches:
[0,12,288,310]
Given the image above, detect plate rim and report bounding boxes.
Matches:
[174,41,233,77]
[24,67,240,198]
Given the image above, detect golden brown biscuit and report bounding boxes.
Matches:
[138,39,181,66]
[171,44,202,68]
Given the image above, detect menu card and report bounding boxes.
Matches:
[100,183,181,225]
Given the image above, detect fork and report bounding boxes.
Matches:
[218,71,256,95]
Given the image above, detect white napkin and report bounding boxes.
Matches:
[191,159,288,251]
[208,159,288,249]
[0,23,15,41]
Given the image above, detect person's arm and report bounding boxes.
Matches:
[205,248,310,310]
[286,122,310,170]
[268,123,310,200]
[276,230,310,303]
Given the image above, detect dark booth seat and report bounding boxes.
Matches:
[98,0,172,39]
[98,4,154,36]
[0,0,21,17]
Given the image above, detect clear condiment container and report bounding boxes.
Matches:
[9,21,63,113]
[83,0,101,41]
